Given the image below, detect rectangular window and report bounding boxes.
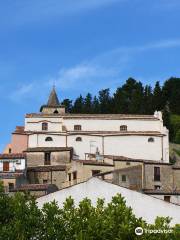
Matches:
[43,179,48,184]
[164,196,171,202]
[154,167,160,181]
[72,171,77,180]
[154,185,161,190]
[8,183,14,191]
[122,175,126,182]
[3,162,9,171]
[74,125,82,131]
[42,122,48,131]
[92,170,100,176]
[126,162,130,165]
[68,173,71,181]
[44,152,51,165]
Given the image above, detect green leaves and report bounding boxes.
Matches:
[0,188,179,240]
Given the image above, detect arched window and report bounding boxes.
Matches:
[76,137,82,142]
[74,125,82,131]
[54,110,59,114]
[120,125,127,131]
[42,122,48,131]
[148,137,155,143]
[45,137,53,142]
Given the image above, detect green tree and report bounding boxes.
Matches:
[72,95,84,113]
[175,129,180,144]
[92,96,100,113]
[61,99,73,113]
[162,78,180,114]
[98,88,112,113]
[84,93,93,113]
[152,81,163,111]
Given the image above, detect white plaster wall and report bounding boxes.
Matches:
[104,135,162,161]
[162,127,169,163]
[37,178,180,226]
[67,135,102,159]
[28,134,66,148]
[63,119,162,132]
[0,159,26,172]
[25,117,63,132]
[149,195,180,206]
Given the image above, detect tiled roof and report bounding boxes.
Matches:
[26,113,159,120]
[68,131,164,136]
[27,165,66,172]
[14,184,51,191]
[0,153,26,159]
[143,190,180,195]
[24,147,73,152]
[75,159,114,167]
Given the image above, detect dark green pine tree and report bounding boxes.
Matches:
[142,85,154,114]
[92,96,100,113]
[113,87,128,113]
[98,89,112,113]
[162,77,180,114]
[61,99,73,113]
[162,101,173,140]
[84,93,93,113]
[152,81,163,111]
[72,95,84,113]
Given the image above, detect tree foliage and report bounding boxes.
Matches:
[63,77,180,143]
[0,183,179,240]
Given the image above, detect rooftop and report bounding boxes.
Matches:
[0,153,26,159]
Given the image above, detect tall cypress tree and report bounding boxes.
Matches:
[84,93,93,113]
[98,89,112,113]
[72,95,84,113]
[152,81,163,111]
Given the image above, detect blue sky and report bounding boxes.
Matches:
[0,0,180,151]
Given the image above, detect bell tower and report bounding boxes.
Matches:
[40,87,65,114]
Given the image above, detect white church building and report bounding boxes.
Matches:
[25,87,169,162]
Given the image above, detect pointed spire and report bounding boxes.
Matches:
[47,86,60,106]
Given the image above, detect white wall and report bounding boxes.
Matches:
[67,135,102,159]
[28,134,66,148]
[37,178,180,226]
[25,117,63,132]
[149,194,180,206]
[64,119,162,132]
[0,159,26,172]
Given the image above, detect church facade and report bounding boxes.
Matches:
[25,88,169,163]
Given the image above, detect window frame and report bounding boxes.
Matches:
[122,175,126,182]
[120,125,127,131]
[76,137,82,142]
[42,122,48,131]
[44,152,51,165]
[45,137,53,142]
[154,166,160,181]
[148,137,155,143]
[74,125,82,131]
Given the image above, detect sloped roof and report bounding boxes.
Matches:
[47,87,60,106]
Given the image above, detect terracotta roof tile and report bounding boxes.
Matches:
[27,165,66,172]
[0,153,26,159]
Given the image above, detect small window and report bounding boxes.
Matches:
[148,137,154,142]
[8,183,14,191]
[9,148,12,154]
[68,173,71,181]
[120,125,127,131]
[92,170,100,176]
[42,122,48,131]
[45,137,53,142]
[154,167,160,181]
[154,185,161,190]
[76,137,82,142]
[72,171,77,180]
[44,152,51,165]
[126,162,130,165]
[74,125,82,131]
[122,175,126,182]
[164,196,171,202]
[54,110,59,114]
[43,179,48,184]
